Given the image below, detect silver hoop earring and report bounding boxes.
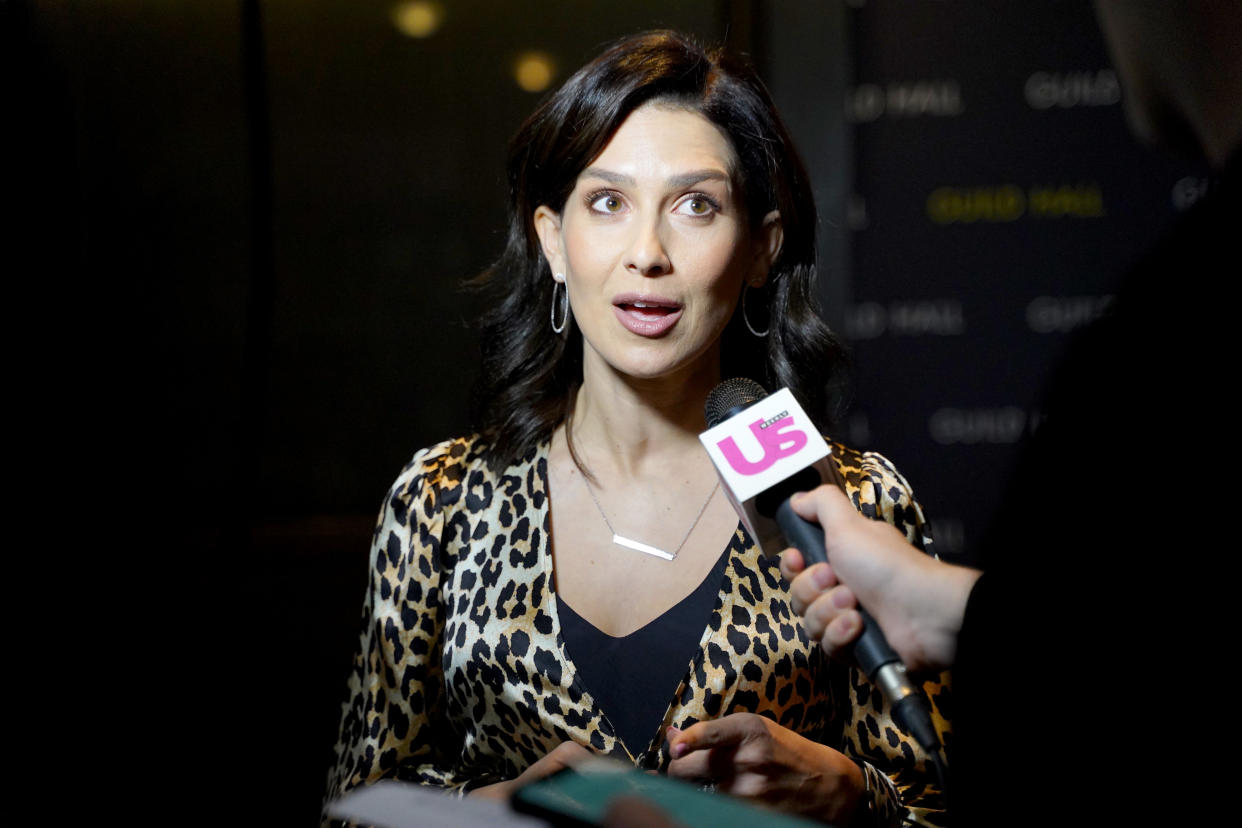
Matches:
[742,283,769,337]
[551,276,569,334]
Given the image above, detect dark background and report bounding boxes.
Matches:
[13,0,1203,821]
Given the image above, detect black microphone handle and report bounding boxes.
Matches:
[774,496,941,756]
[774,497,901,681]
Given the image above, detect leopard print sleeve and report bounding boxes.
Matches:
[325,440,475,808]
[836,446,951,827]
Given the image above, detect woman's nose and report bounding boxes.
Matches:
[624,218,672,277]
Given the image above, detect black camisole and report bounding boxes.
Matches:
[556,547,731,757]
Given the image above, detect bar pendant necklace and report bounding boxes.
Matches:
[581,475,719,562]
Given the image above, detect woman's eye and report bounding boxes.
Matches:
[676,197,716,216]
[590,194,624,213]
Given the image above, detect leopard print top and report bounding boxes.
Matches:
[326,436,950,826]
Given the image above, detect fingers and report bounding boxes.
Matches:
[667,713,764,759]
[782,533,866,659]
[783,559,837,616]
[547,741,593,768]
[667,716,764,784]
[664,724,710,779]
[665,724,705,779]
[516,741,593,785]
[777,546,806,580]
[800,580,863,652]
[666,741,736,782]
[803,593,864,656]
[789,484,856,526]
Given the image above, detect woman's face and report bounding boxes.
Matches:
[534,102,781,385]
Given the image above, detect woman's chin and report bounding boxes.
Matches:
[600,352,718,387]
[581,328,722,387]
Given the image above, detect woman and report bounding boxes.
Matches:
[327,31,948,827]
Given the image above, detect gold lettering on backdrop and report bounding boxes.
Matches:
[928,184,1106,224]
[927,186,1026,224]
[1028,185,1105,217]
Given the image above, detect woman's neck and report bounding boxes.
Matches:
[570,359,721,478]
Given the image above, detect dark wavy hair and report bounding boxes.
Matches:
[470,30,847,471]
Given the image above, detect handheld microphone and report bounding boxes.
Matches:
[700,378,940,755]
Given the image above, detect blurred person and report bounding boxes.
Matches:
[781,2,1242,824]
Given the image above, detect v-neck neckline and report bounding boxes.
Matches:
[555,544,731,640]
[530,437,743,762]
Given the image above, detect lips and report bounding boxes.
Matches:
[612,293,683,337]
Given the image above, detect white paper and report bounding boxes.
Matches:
[325,781,547,828]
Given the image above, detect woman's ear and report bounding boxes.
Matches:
[750,210,784,288]
[533,205,565,278]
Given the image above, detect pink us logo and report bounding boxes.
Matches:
[716,415,808,475]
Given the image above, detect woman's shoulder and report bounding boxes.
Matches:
[829,441,918,501]
[383,433,546,519]
[398,434,489,481]
[829,440,931,551]
[383,434,494,514]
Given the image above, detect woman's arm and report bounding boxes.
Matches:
[324,446,478,807]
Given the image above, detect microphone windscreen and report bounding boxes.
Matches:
[705,377,768,428]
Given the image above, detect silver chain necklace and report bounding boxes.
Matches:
[580,474,720,561]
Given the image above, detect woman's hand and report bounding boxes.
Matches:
[466,741,594,800]
[666,714,864,825]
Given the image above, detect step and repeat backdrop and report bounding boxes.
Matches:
[839,0,1210,564]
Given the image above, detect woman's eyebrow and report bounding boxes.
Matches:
[578,167,634,186]
[667,169,731,190]
[579,167,731,189]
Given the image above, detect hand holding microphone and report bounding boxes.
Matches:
[778,485,980,676]
[699,378,945,755]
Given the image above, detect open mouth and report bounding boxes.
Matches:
[617,300,680,319]
[612,294,684,337]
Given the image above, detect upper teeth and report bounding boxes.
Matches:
[633,302,655,308]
